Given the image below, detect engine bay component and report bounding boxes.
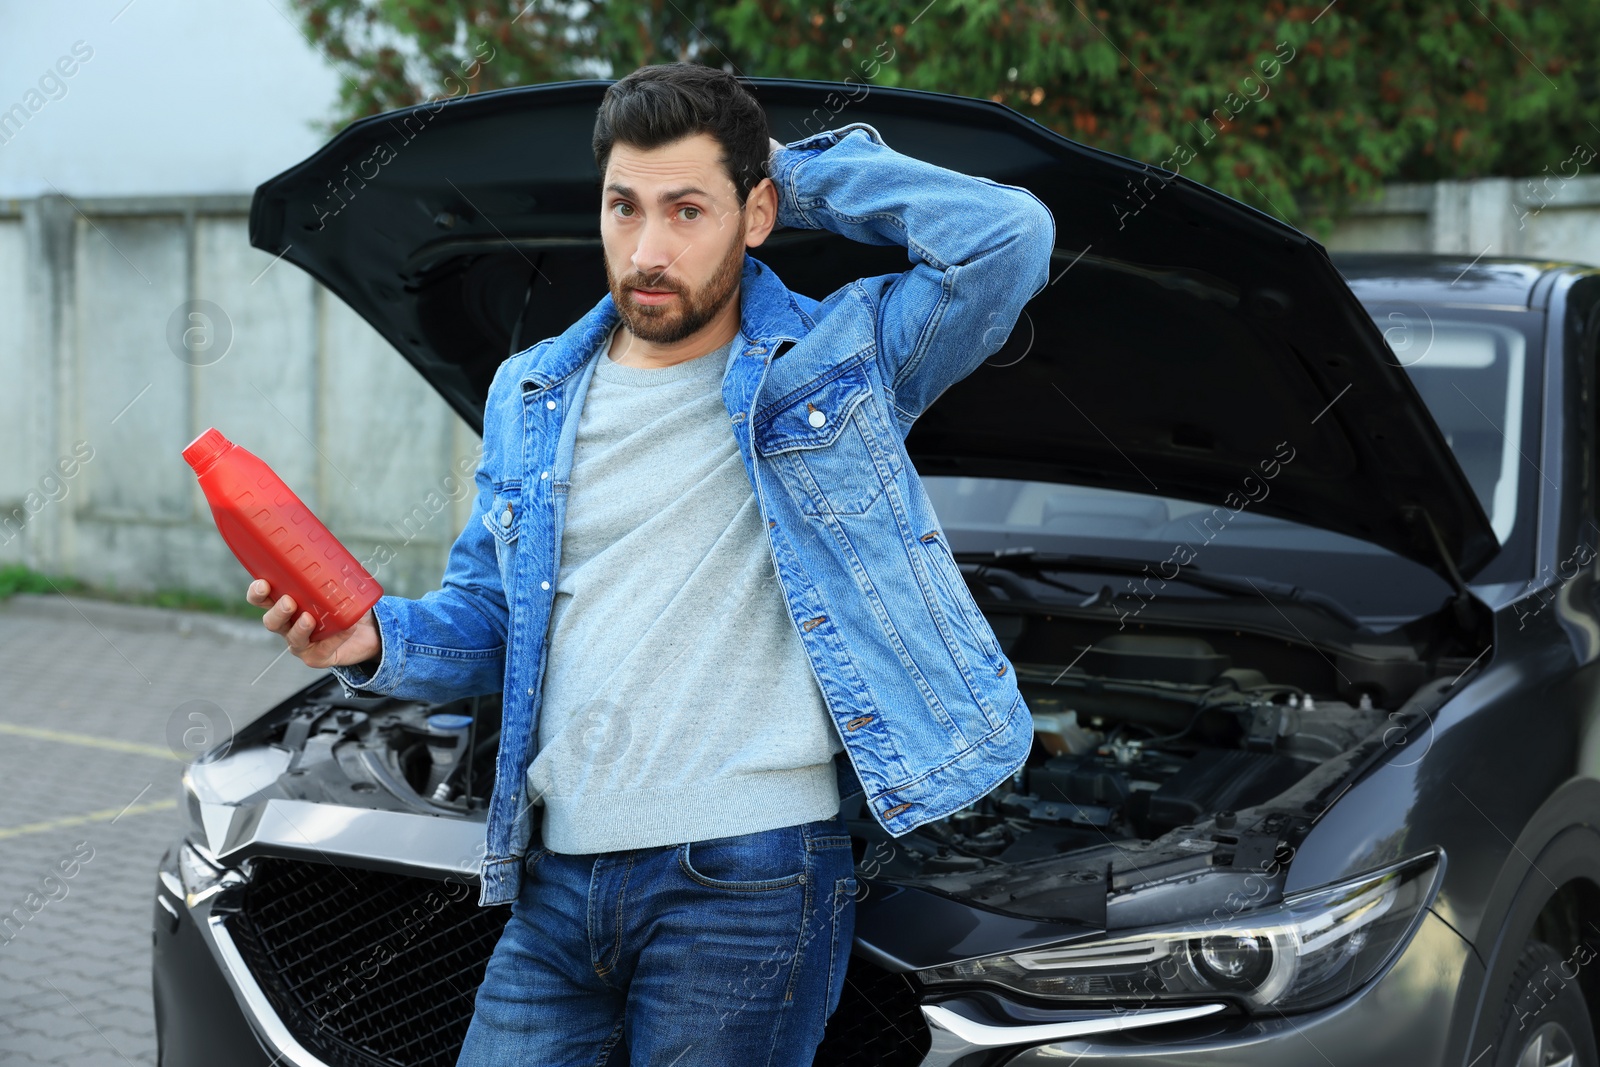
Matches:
[1142,749,1309,832]
[1077,633,1233,685]
[832,627,1404,886]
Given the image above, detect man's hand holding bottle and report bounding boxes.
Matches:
[246,578,381,672]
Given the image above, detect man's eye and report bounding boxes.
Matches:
[680,206,700,221]
[613,203,634,217]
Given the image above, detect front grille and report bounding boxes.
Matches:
[228,857,932,1067]
[228,857,511,1067]
[814,960,932,1066]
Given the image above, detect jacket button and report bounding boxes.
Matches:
[540,580,550,590]
[500,508,513,527]
[540,470,549,479]
[546,399,556,409]
[808,409,827,428]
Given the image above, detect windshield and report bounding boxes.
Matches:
[1379,307,1534,546]
[924,309,1543,624]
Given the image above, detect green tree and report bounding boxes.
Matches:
[290,0,1600,237]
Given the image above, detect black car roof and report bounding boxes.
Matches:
[1331,253,1577,309]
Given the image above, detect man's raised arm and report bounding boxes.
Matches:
[767,122,1055,426]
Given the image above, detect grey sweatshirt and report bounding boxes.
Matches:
[524,325,844,854]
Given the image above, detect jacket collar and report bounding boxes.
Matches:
[516,252,812,393]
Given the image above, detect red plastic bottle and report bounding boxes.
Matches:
[182,427,382,642]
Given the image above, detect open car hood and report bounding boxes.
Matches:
[249,78,1499,586]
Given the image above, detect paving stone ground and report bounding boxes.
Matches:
[0,593,325,1067]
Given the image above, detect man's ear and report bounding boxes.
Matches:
[743,176,779,249]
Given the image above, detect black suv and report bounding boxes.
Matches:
[152,78,1600,1067]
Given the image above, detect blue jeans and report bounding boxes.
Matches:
[455,814,859,1066]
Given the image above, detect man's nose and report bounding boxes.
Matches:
[632,218,679,283]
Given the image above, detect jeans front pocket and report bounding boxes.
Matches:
[522,846,552,876]
[679,823,808,892]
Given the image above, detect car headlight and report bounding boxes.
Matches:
[917,849,1441,1013]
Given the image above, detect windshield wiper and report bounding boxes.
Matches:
[952,548,1364,631]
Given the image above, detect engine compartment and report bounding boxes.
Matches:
[835,624,1466,890]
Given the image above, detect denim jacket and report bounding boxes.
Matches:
[329,121,1056,906]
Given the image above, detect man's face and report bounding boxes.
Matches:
[600,131,765,346]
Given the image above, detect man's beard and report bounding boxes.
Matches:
[606,213,746,346]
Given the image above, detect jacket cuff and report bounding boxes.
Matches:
[327,595,404,698]
[773,122,888,231]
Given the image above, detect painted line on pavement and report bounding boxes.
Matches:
[0,722,176,761]
[0,799,179,840]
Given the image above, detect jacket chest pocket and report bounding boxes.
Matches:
[481,481,522,591]
[753,358,902,519]
[919,529,1004,663]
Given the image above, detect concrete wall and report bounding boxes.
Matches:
[0,194,481,602]
[1325,173,1600,261]
[2,174,1598,602]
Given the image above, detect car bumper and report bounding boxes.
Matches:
[152,835,1478,1067]
[153,842,282,1067]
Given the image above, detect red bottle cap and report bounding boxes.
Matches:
[182,427,232,473]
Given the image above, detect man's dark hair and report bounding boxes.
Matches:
[592,62,771,209]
